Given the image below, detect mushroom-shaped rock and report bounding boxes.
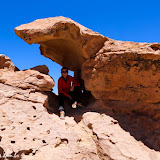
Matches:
[14,16,107,71]
[15,17,160,103]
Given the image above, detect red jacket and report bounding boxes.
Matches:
[58,75,80,97]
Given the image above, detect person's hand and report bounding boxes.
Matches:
[70,84,74,91]
[68,95,72,100]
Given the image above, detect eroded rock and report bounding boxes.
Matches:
[0,54,54,91]
[14,17,160,103]
[0,53,160,159]
[0,82,99,159]
[82,39,160,103]
[79,112,160,160]
[14,16,107,71]
[0,54,17,71]
[12,16,160,158]
[0,69,54,91]
[29,65,49,75]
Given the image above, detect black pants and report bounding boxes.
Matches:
[58,86,81,110]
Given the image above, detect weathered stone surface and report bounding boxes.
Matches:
[0,55,159,159]
[29,65,49,75]
[0,54,16,71]
[14,17,160,103]
[110,102,160,151]
[0,81,98,159]
[1,94,159,160]
[14,16,107,71]
[0,69,54,91]
[0,54,54,92]
[13,17,160,158]
[79,112,160,160]
[82,40,160,103]
[81,100,160,151]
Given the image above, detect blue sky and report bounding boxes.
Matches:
[0,0,160,94]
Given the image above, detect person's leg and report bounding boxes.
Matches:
[58,93,66,111]
[73,86,81,103]
[73,86,85,108]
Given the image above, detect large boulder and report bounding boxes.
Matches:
[0,69,54,91]
[87,100,160,151]
[82,39,160,103]
[0,54,55,110]
[0,55,54,92]
[29,65,49,75]
[79,112,160,160]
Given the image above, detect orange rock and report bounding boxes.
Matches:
[0,54,17,71]
[14,16,107,71]
[14,16,160,103]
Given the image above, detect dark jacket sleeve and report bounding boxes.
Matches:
[58,78,70,97]
[70,76,80,87]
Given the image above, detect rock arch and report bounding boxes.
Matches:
[14,16,107,71]
[14,17,160,151]
[14,16,160,103]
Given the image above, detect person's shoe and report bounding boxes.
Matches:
[59,110,65,120]
[76,103,85,109]
[72,101,77,108]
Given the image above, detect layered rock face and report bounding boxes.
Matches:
[15,16,160,103]
[0,54,17,71]
[0,56,160,159]
[14,17,160,152]
[12,16,160,157]
[82,40,160,102]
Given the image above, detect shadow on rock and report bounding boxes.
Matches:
[43,90,96,120]
[44,90,160,152]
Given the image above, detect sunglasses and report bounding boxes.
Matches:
[61,71,68,73]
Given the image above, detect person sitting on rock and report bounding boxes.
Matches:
[58,67,84,119]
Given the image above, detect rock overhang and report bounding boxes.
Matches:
[14,16,107,71]
[14,16,160,103]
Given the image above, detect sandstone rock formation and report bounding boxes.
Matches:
[0,54,17,71]
[82,40,160,103]
[0,54,160,159]
[14,16,160,104]
[21,112,160,160]
[14,16,107,71]
[14,16,160,153]
[0,54,55,108]
[0,69,54,91]
[79,112,160,160]
[0,54,54,158]
[29,65,49,75]
[0,16,155,159]
[0,73,160,160]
